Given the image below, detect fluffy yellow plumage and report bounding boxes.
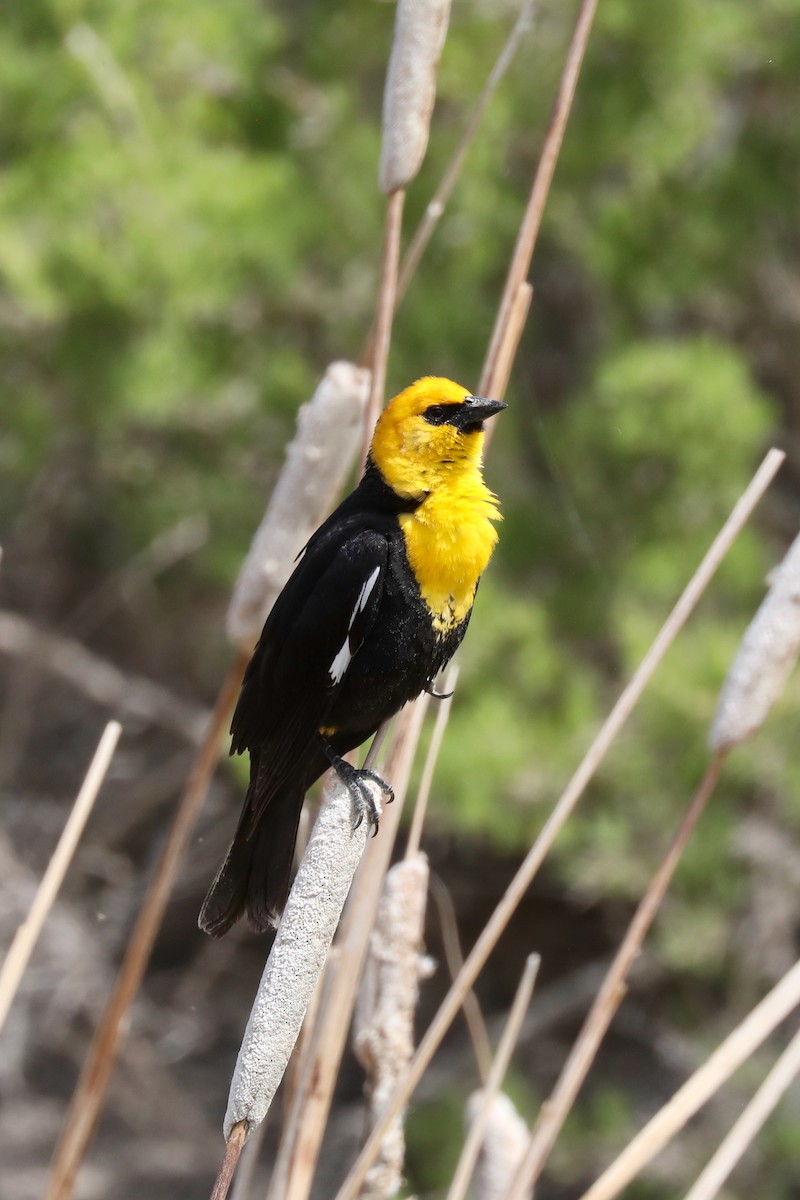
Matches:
[371,377,502,632]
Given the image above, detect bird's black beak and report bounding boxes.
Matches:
[454,395,508,432]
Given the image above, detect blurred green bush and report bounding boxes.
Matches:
[3,0,799,991]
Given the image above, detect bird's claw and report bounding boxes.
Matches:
[322,744,392,836]
[346,772,383,836]
[358,767,395,804]
[425,683,454,699]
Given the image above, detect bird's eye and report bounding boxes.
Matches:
[423,404,459,426]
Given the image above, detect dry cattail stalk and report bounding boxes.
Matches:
[505,755,726,1200]
[482,282,533,433]
[429,875,493,1085]
[478,0,599,398]
[332,449,785,1200]
[353,854,432,1199]
[48,659,246,1200]
[466,1092,530,1200]
[0,720,121,1033]
[405,663,458,861]
[267,698,428,1200]
[508,531,800,1198]
[447,954,540,1200]
[229,1118,268,1200]
[227,361,370,649]
[223,777,381,1141]
[211,1121,248,1200]
[379,0,452,195]
[395,1,536,306]
[577,958,800,1200]
[682,1023,800,1200]
[709,531,800,753]
[363,0,451,454]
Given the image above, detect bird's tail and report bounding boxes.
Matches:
[198,765,306,938]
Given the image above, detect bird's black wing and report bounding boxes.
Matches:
[230,523,389,832]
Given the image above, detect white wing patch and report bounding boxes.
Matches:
[354,566,381,621]
[328,565,382,685]
[329,638,352,684]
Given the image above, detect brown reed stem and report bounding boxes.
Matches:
[483,282,533,413]
[210,1121,247,1200]
[506,753,727,1200]
[578,958,800,1200]
[682,1024,800,1200]
[479,0,599,396]
[412,657,494,1089]
[230,1117,268,1200]
[404,664,458,860]
[429,874,493,1086]
[47,653,247,1200]
[0,720,121,1033]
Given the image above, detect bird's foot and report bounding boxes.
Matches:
[323,748,394,836]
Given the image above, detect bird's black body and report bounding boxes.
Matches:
[199,378,504,937]
[199,464,469,936]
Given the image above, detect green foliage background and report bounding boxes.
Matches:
[4,0,799,1001]
[3,2,800,1194]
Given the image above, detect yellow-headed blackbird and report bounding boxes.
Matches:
[199,377,505,936]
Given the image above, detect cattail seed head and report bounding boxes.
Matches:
[226,362,370,648]
[379,0,452,194]
[465,1091,531,1200]
[353,855,431,1199]
[223,779,379,1140]
[710,532,800,753]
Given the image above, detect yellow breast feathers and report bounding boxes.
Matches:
[399,479,501,633]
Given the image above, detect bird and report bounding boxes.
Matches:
[199,376,506,937]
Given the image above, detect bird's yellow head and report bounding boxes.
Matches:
[369,376,506,500]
